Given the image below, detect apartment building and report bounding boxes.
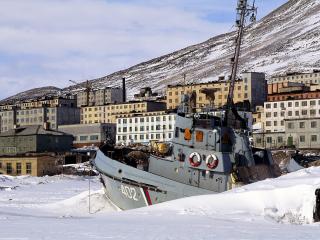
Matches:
[116,113,176,145]
[253,98,320,149]
[270,71,320,85]
[80,101,166,124]
[268,90,320,102]
[76,87,123,107]
[267,82,310,95]
[0,106,80,132]
[166,72,266,110]
[0,96,77,111]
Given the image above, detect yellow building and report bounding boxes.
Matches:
[0,155,58,176]
[81,101,166,124]
[166,72,266,110]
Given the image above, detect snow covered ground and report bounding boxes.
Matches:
[1,168,320,239]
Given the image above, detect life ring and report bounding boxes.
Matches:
[189,152,201,167]
[206,154,219,169]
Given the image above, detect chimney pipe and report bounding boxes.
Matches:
[122,77,126,102]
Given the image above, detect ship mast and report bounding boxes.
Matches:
[225,0,256,127]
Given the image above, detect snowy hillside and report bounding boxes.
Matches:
[3,0,320,103]
[1,167,320,239]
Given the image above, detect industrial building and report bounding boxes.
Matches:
[58,123,116,148]
[0,125,73,155]
[0,125,74,176]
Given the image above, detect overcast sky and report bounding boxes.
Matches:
[0,0,288,99]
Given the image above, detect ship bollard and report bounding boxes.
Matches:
[314,189,320,222]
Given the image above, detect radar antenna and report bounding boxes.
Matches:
[224,0,257,128]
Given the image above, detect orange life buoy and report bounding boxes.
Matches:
[206,154,219,169]
[189,152,201,167]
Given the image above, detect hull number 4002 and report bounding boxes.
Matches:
[120,184,138,201]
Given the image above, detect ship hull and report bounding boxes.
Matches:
[94,151,214,210]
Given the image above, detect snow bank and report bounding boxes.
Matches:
[44,189,119,216]
[139,167,320,224]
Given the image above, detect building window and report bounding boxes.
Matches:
[6,163,12,174]
[300,135,305,143]
[310,109,316,116]
[310,100,316,106]
[266,112,271,117]
[26,163,32,174]
[311,121,317,128]
[16,163,21,175]
[266,121,271,126]
[288,102,292,107]
[295,111,299,116]
[288,122,294,129]
[266,104,271,109]
[90,135,99,141]
[302,110,308,115]
[278,136,283,143]
[302,101,308,106]
[288,111,292,116]
[266,137,272,143]
[80,136,88,141]
[311,135,318,142]
[299,122,305,128]
[295,102,299,107]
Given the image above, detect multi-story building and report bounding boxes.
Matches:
[270,71,320,85]
[116,113,176,145]
[0,106,80,132]
[76,87,124,107]
[59,123,116,148]
[80,101,166,124]
[0,125,73,156]
[253,97,320,149]
[0,96,77,111]
[166,72,266,110]
[0,125,73,176]
[267,82,309,95]
[268,90,320,102]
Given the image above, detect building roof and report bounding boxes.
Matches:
[0,125,72,137]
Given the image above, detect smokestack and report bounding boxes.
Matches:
[122,77,126,102]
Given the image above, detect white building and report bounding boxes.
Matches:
[116,113,176,145]
[254,98,320,149]
[263,99,320,133]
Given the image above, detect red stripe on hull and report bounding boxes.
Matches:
[143,187,152,205]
